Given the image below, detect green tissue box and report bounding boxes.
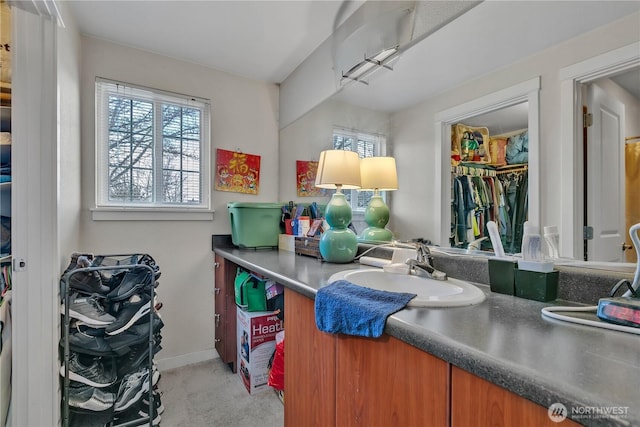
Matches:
[514,269,559,302]
[488,258,517,295]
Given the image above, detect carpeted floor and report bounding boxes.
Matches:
[68,357,284,426]
[159,358,284,427]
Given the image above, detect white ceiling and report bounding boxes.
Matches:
[64,0,639,112]
[64,0,365,84]
[335,0,640,113]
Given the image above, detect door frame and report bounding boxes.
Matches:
[435,77,541,248]
[559,42,640,260]
[11,5,60,427]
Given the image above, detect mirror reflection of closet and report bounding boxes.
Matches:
[450,102,529,254]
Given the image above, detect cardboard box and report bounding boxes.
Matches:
[237,308,283,395]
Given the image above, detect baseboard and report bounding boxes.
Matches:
[155,349,219,371]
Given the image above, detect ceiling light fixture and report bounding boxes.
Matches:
[341,46,400,85]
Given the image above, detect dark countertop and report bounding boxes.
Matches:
[213,245,640,426]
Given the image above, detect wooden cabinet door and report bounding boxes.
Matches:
[284,290,336,427]
[214,254,237,370]
[335,334,449,427]
[451,366,581,427]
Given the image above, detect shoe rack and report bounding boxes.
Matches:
[60,254,161,427]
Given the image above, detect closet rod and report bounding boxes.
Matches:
[496,165,528,175]
[625,135,640,142]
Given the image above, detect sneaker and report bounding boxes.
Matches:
[66,256,110,295]
[60,352,116,388]
[65,328,113,357]
[68,384,115,412]
[105,324,150,354]
[62,253,93,276]
[115,343,150,379]
[105,294,151,335]
[114,368,150,412]
[110,398,161,426]
[62,295,115,328]
[106,267,153,302]
[141,390,164,415]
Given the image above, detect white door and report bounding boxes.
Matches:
[586,83,626,262]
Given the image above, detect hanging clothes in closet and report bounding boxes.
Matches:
[451,165,528,254]
[497,169,528,254]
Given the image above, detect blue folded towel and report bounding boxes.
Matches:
[314,280,416,338]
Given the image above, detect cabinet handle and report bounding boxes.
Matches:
[214,262,220,268]
[215,313,220,327]
[214,287,221,295]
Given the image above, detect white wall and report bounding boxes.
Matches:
[279,97,390,200]
[57,1,82,274]
[389,12,640,246]
[79,37,280,365]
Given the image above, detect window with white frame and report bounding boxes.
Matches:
[95,78,211,211]
[332,128,386,212]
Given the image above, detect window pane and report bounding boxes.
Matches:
[108,133,130,166]
[109,166,130,201]
[182,139,200,172]
[131,168,153,202]
[163,137,181,170]
[132,133,153,169]
[182,109,201,139]
[161,104,202,204]
[107,96,154,203]
[108,97,131,132]
[162,170,181,203]
[162,105,182,137]
[182,172,200,203]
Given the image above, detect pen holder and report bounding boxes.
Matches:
[514,269,559,302]
[488,258,517,295]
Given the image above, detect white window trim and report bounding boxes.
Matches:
[332,127,387,213]
[93,78,213,221]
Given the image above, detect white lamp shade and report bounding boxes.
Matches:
[359,156,398,191]
[315,150,362,190]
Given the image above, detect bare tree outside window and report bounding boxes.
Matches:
[105,94,203,205]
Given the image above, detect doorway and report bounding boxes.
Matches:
[434,77,540,249]
[559,41,640,262]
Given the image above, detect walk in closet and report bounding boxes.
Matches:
[450,102,529,254]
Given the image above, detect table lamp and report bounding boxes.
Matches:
[358,156,398,242]
[314,150,361,263]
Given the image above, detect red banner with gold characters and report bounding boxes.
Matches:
[215,149,261,194]
[296,160,327,197]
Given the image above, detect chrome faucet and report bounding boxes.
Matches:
[406,242,448,281]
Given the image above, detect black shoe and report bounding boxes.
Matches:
[65,255,111,295]
[141,390,164,415]
[115,343,148,379]
[106,327,148,354]
[106,267,153,302]
[60,352,117,388]
[65,327,113,357]
[105,294,151,335]
[108,398,161,426]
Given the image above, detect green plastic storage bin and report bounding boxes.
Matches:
[227,202,283,248]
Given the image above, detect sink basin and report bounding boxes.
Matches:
[328,268,486,307]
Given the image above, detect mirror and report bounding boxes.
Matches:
[278,1,640,271]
